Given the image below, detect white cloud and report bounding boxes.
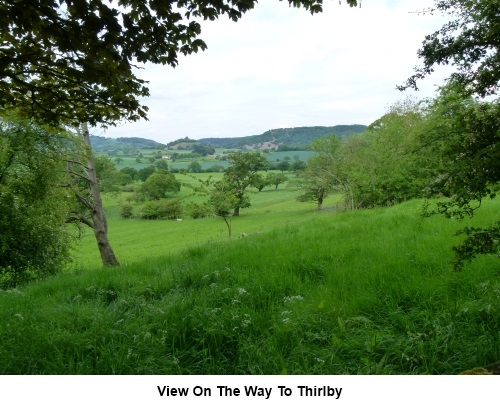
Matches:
[100,0,453,143]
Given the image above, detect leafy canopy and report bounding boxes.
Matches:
[0,118,74,287]
[0,0,358,127]
[400,0,500,96]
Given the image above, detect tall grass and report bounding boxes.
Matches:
[1,198,498,374]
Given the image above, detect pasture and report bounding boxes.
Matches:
[0,174,498,374]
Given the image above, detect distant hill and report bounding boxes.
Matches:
[199,125,367,150]
[91,125,367,154]
[90,136,167,152]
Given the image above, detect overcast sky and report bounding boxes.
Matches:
[99,0,452,143]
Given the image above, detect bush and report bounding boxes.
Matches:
[137,199,183,220]
[0,119,73,288]
[186,202,212,219]
[119,203,134,219]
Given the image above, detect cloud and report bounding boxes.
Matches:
[100,0,453,143]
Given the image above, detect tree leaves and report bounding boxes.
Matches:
[400,0,500,96]
[1,0,351,127]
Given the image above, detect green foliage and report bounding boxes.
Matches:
[187,161,203,173]
[137,165,156,182]
[166,137,197,148]
[453,222,500,271]
[1,199,498,374]
[0,118,73,288]
[266,172,288,190]
[344,98,431,208]
[205,164,225,173]
[400,0,500,96]
[290,159,307,174]
[137,199,183,220]
[191,143,215,156]
[140,170,181,200]
[90,136,166,153]
[200,125,367,150]
[185,202,212,219]
[224,152,268,215]
[252,175,271,192]
[298,135,345,210]
[208,180,241,237]
[418,83,500,270]
[1,0,339,126]
[120,167,138,181]
[94,155,126,192]
[155,159,169,171]
[276,160,290,172]
[119,203,134,219]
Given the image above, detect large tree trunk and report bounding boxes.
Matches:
[81,123,119,266]
[233,206,240,216]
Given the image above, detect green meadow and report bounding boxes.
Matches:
[0,176,498,374]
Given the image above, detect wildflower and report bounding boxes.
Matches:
[284,295,304,303]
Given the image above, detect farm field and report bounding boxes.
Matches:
[1,178,499,374]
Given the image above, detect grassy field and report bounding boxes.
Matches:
[111,149,314,172]
[70,173,329,268]
[0,181,498,374]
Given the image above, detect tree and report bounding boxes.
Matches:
[223,152,268,216]
[418,83,500,270]
[120,167,138,181]
[1,0,359,267]
[277,160,291,172]
[65,123,120,266]
[399,0,499,270]
[399,0,500,97]
[343,99,430,208]
[297,182,329,211]
[140,170,181,200]
[302,135,354,209]
[94,154,122,192]
[155,159,170,171]
[0,0,358,127]
[137,165,157,182]
[208,180,240,239]
[253,175,271,192]
[266,172,288,190]
[0,118,73,287]
[192,143,216,156]
[188,161,203,173]
[290,159,307,175]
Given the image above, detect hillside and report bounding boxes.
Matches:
[90,135,167,152]
[90,125,367,154]
[1,196,499,375]
[200,125,367,149]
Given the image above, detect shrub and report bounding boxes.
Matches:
[186,202,212,219]
[137,199,183,220]
[119,203,134,219]
[0,119,73,288]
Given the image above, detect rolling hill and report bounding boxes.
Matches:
[91,125,367,153]
[199,125,367,149]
